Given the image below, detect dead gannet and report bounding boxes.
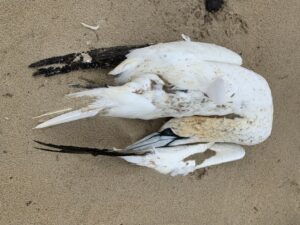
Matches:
[31,36,273,176]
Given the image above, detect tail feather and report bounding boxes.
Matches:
[35,109,100,129]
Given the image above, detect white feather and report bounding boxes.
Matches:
[121,142,244,176]
[35,109,100,129]
[122,143,214,176]
[206,77,226,105]
[196,144,245,169]
[109,41,242,78]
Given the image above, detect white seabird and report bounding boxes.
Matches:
[32,36,273,176]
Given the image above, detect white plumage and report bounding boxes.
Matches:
[34,36,273,176]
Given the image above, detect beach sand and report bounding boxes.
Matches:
[0,0,299,224]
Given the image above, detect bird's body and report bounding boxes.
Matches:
[32,37,273,176]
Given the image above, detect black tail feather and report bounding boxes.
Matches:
[34,140,148,157]
[29,44,151,77]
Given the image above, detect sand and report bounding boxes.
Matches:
[0,0,299,224]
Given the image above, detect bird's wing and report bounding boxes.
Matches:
[34,59,272,129]
[34,119,247,176]
[34,128,213,176]
[34,126,190,155]
[109,40,242,78]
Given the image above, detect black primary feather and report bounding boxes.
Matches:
[29,44,151,77]
[34,140,149,157]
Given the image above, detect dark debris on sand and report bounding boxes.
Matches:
[205,0,224,12]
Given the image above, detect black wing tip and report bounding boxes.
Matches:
[32,67,67,77]
[34,140,43,144]
[29,59,55,68]
[34,147,61,153]
[33,140,146,157]
[29,44,152,76]
[29,44,150,67]
[34,140,59,148]
[29,58,59,68]
[28,62,38,68]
